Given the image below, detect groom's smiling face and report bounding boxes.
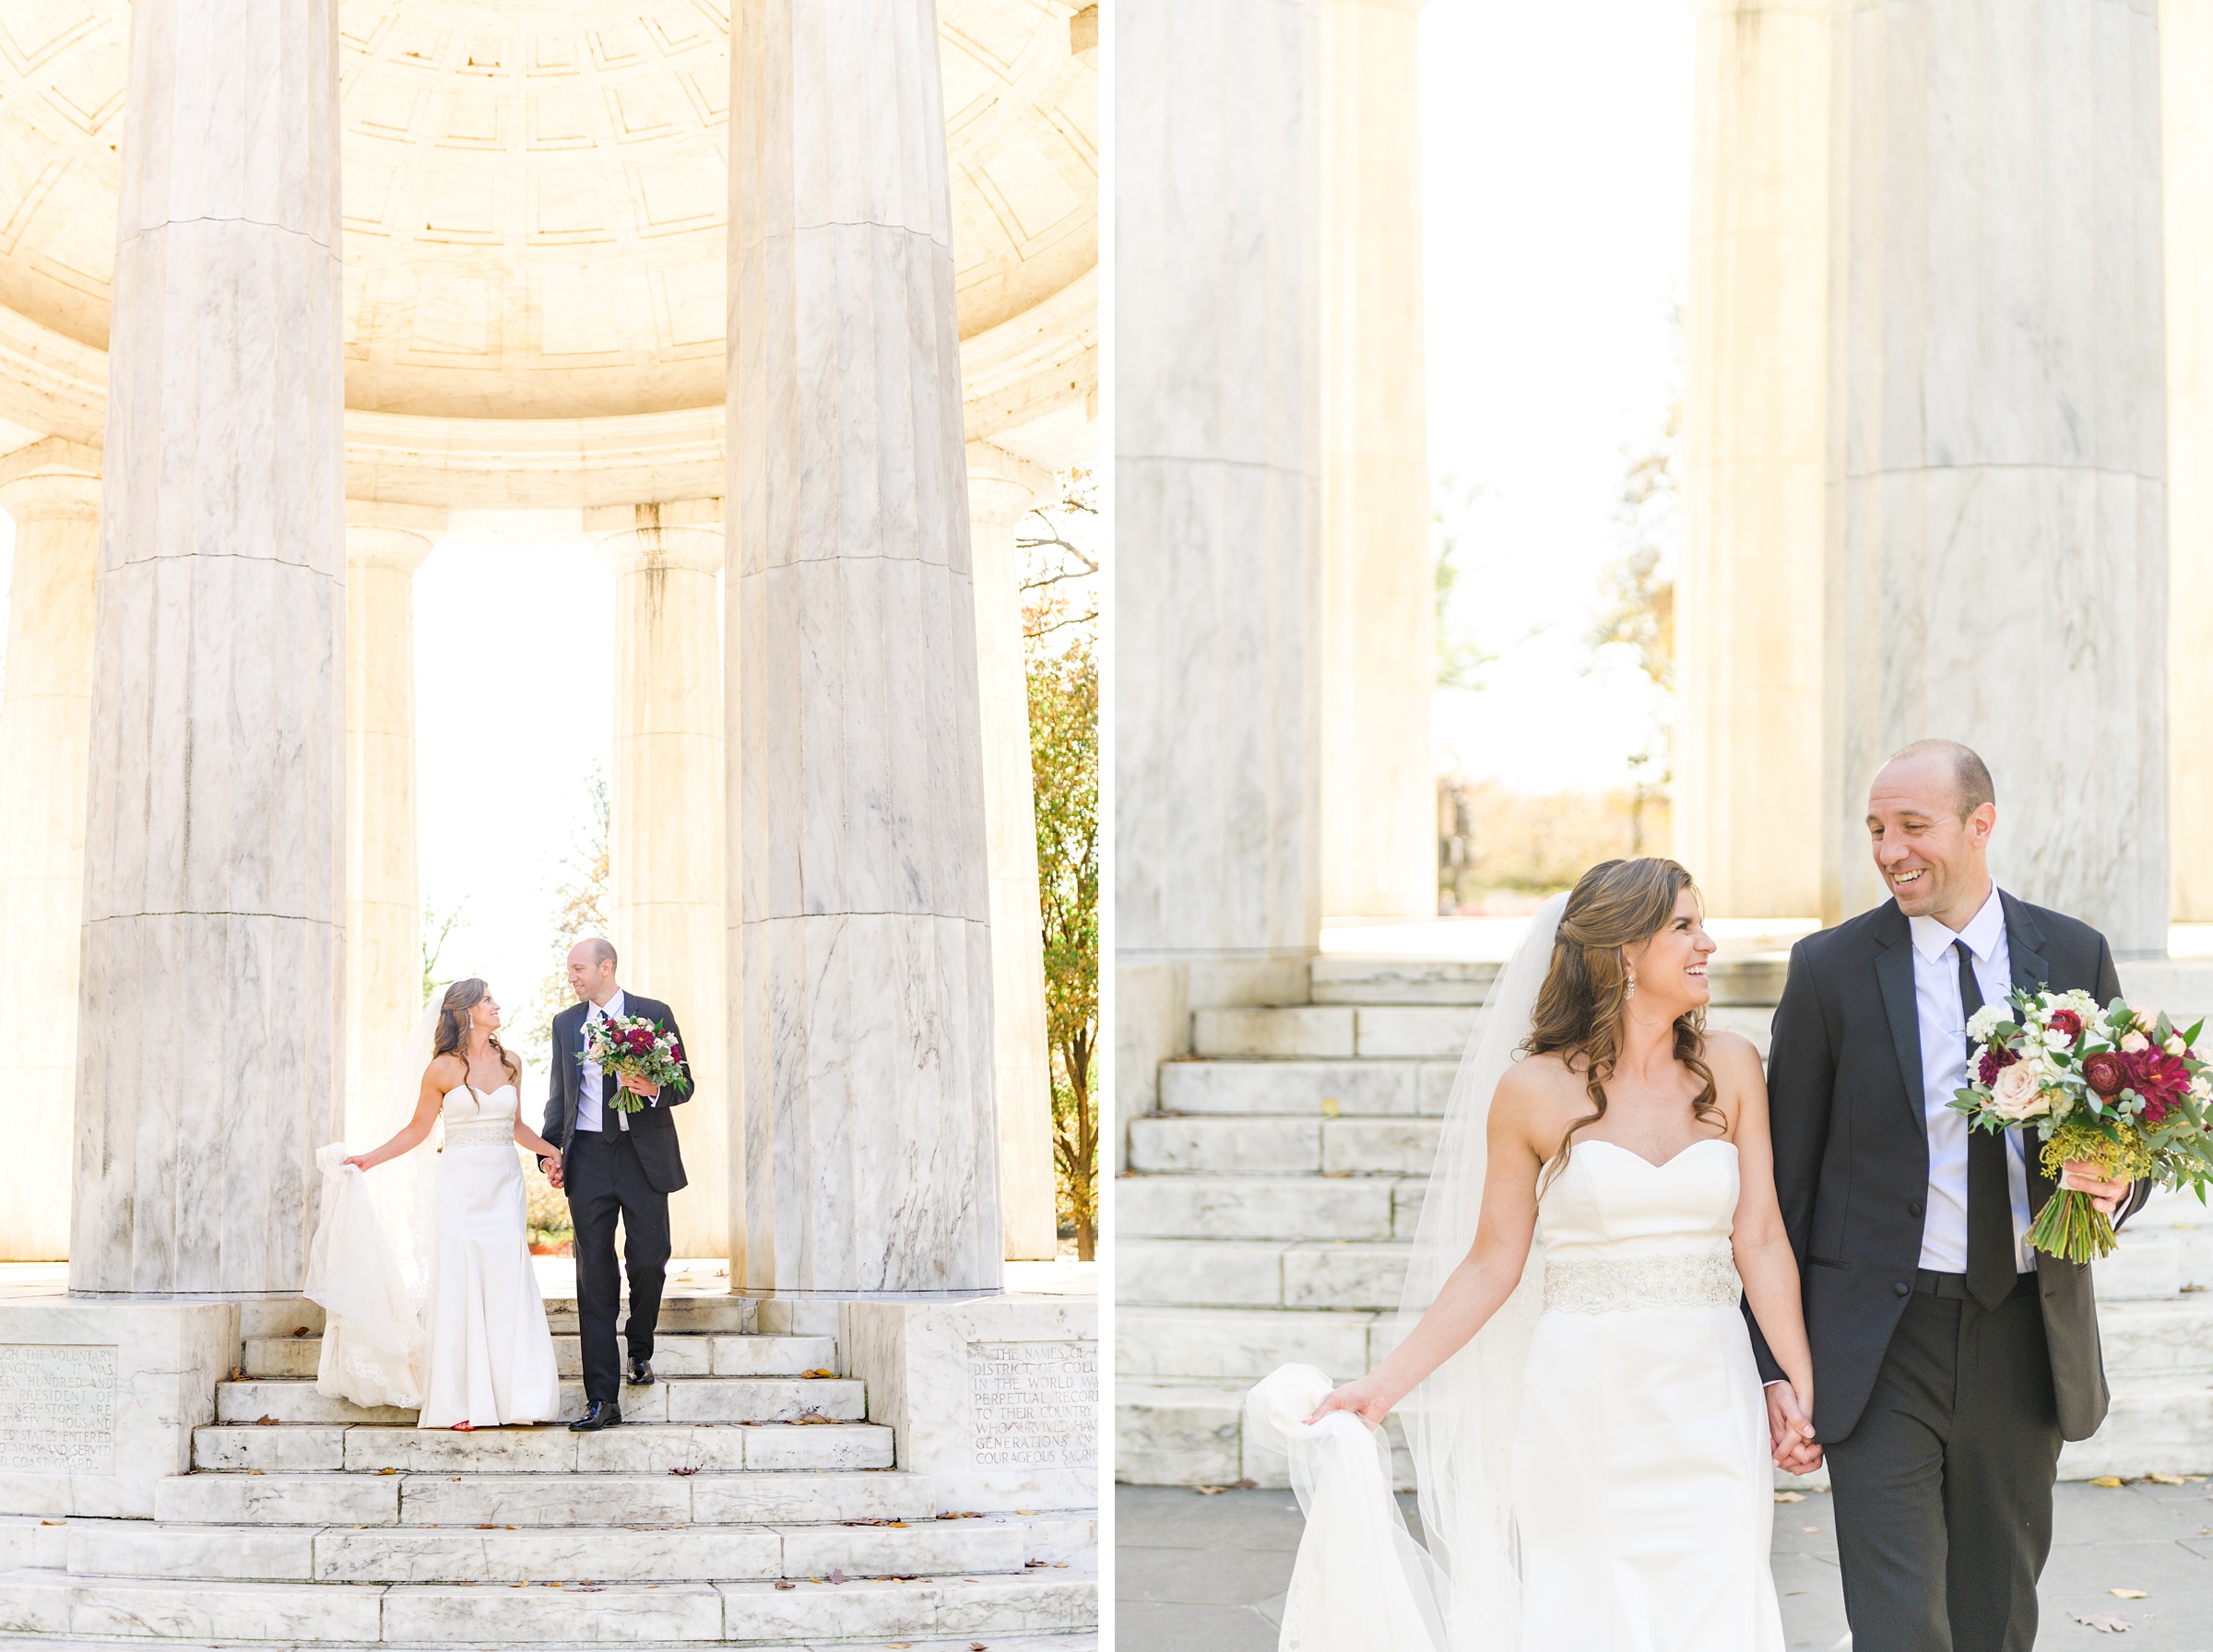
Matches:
[1866,751,1996,927]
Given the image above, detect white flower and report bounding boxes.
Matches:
[2041,1026,2077,1053]
[1966,1003,2008,1044]
[2132,1003,2160,1034]
[1988,1061,2053,1121]
[2122,1031,2151,1054]
[2166,1033,2188,1057]
[2055,989,2101,1019]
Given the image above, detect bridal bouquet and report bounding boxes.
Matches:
[1951,989,2213,1263]
[582,1013,690,1113]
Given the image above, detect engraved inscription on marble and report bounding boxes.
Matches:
[970,1339,1096,1469]
[0,1344,117,1474]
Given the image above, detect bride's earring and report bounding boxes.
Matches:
[1625,968,1637,1001]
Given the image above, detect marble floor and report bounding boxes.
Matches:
[1115,1479,2213,1650]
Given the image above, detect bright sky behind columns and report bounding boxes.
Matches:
[1422,0,1694,793]
[412,524,615,1029]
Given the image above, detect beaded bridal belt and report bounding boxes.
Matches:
[1543,1248,1743,1315]
[443,1118,516,1149]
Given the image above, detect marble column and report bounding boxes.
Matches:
[728,0,1001,1293]
[1116,0,1322,1164]
[587,499,729,1263]
[0,441,102,1261]
[1825,0,2168,950]
[344,503,438,1150]
[74,0,347,1293]
[965,441,1057,1263]
[2163,0,2213,920]
[1676,0,1830,918]
[1320,0,1434,924]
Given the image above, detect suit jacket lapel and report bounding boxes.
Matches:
[1873,907,1927,1139]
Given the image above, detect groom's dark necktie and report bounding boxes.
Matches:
[1956,941,2016,1309]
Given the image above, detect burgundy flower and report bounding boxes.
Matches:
[2083,1051,2126,1097]
[2047,1009,2084,1041]
[1977,1046,2018,1086]
[2122,1047,2190,1122]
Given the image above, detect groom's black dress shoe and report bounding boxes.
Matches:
[568,1400,622,1432]
[625,1360,654,1386]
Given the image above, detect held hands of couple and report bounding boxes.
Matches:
[2060,1159,2131,1216]
[1764,1381,1823,1475]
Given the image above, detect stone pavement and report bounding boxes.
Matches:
[1118,1478,2213,1649]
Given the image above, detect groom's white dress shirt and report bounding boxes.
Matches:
[1907,886,2034,1275]
[575,988,627,1133]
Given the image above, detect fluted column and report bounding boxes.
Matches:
[588,500,729,1262]
[1825,0,2167,949]
[74,0,346,1294]
[728,0,1000,1293]
[2164,0,2213,919]
[344,503,438,1149]
[1677,0,1829,918]
[0,441,102,1262]
[966,442,1057,1263]
[1116,0,1322,1164]
[1320,0,1433,923]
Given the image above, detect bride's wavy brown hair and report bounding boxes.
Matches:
[433,978,521,1089]
[1525,857,1722,1189]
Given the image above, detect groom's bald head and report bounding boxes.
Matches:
[567,937,619,1006]
[1867,739,1997,926]
[1882,738,1994,820]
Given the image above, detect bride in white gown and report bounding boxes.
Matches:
[1252,857,1820,1652]
[311,979,562,1430]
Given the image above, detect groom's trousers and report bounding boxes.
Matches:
[565,1127,671,1406]
[1825,1271,2062,1652]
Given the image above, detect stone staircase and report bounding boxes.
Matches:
[0,1292,1096,1647]
[1115,954,2213,1487]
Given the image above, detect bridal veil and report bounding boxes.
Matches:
[1249,894,1565,1652]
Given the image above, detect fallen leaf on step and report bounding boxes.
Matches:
[774,1580,795,1590]
[973,1644,989,1650]
[2074,1613,2130,1634]
[2090,1477,2126,1487]
[801,1368,835,1378]
[1320,1098,1340,1117]
[669,1467,699,1477]
[1015,1510,1037,1516]
[829,1567,846,1584]
[246,1469,263,1477]
[1237,1479,1258,1490]
[1774,1492,1805,1503]
[2111,1588,2148,1599]
[377,1469,399,1475]
[1054,1562,1069,1568]
[2145,1472,2185,1484]
[255,1415,278,1426]
[230,1366,246,1382]
[292,1326,312,1337]
[1194,1486,1226,1495]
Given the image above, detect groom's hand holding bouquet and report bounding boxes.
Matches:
[1952,990,2213,1262]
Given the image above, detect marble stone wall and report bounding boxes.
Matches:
[1114,0,1323,1163]
[965,442,1059,1263]
[1319,0,1435,925]
[343,503,439,1151]
[2164,0,2213,920]
[73,0,347,1292]
[727,0,1002,1293]
[1825,0,2169,952]
[588,499,730,1263]
[1677,0,1830,919]
[0,441,101,1261]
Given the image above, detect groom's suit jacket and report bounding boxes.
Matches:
[542,993,692,1196]
[1752,891,2151,1445]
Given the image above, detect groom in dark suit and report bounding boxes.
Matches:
[539,937,693,1431]
[1755,740,2148,1651]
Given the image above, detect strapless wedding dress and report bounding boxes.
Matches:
[415,1083,561,1430]
[1511,1137,1782,1650]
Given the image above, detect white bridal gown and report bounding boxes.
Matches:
[1512,1137,1782,1650]
[414,1083,561,1430]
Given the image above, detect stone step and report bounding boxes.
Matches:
[1189,1003,1777,1061]
[1116,1371,2213,1489]
[2099,1298,2213,1375]
[1159,1057,1450,1117]
[55,1515,1036,1585]
[1118,1238,1411,1311]
[1308,953,1791,1007]
[194,1422,894,1475]
[1128,1115,1439,1176]
[539,1297,757,1337]
[154,1471,935,1528]
[1117,1174,1421,1242]
[0,1637,1096,1652]
[241,1334,838,1382]
[215,1376,865,1427]
[1115,1304,1388,1384]
[0,1566,1096,1644]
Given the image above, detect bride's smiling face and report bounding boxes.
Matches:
[471,994,503,1034]
[1625,890,1715,1013]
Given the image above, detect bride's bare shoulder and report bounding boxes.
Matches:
[1491,1049,1581,1115]
[423,1051,467,1087]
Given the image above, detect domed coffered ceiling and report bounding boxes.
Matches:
[0,0,1095,421]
